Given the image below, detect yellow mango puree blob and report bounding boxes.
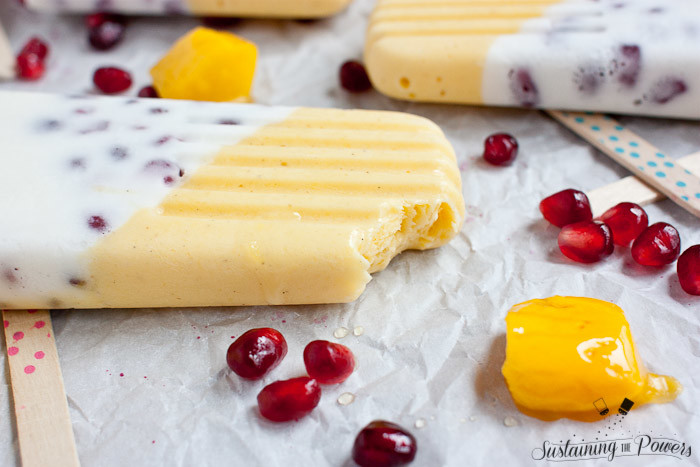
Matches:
[502,296,681,422]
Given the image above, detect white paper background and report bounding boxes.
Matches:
[0,1,699,466]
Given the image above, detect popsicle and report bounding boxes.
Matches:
[365,0,700,119]
[0,91,464,309]
[23,0,353,18]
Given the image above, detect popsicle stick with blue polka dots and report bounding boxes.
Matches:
[548,110,700,219]
[587,151,700,216]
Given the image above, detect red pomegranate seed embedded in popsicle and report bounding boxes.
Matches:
[677,245,700,295]
[226,328,287,380]
[631,222,681,266]
[598,202,648,247]
[539,189,593,228]
[558,221,614,263]
[352,420,418,467]
[303,340,355,384]
[93,67,132,94]
[257,377,321,422]
[87,215,109,233]
[482,133,519,166]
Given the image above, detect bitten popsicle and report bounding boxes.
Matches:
[0,91,464,309]
[365,0,700,119]
[23,0,353,18]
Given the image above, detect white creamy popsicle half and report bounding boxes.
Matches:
[0,91,464,309]
[366,0,700,119]
[23,0,353,18]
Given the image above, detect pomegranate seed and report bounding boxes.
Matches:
[86,13,125,29]
[631,222,681,266]
[598,202,649,247]
[649,77,687,104]
[89,20,126,51]
[138,86,159,98]
[340,60,372,93]
[352,421,417,467]
[616,44,640,87]
[257,377,321,422]
[677,245,700,295]
[303,340,355,384]
[87,215,109,233]
[20,37,49,60]
[226,328,287,380]
[558,221,614,263]
[93,67,132,94]
[201,17,241,28]
[509,68,539,107]
[16,54,45,81]
[16,37,49,81]
[539,189,592,228]
[482,133,518,166]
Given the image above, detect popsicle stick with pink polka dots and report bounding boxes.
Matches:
[2,309,80,467]
[548,110,700,219]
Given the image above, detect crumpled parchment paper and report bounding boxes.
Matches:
[0,1,699,465]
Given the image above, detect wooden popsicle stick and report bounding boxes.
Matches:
[548,110,700,219]
[3,309,80,467]
[588,151,700,216]
[0,22,13,80]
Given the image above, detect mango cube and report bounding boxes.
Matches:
[151,27,257,102]
[502,296,681,422]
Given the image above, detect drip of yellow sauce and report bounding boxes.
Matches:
[502,296,681,422]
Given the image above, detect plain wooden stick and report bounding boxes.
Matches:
[588,151,700,216]
[0,22,13,80]
[3,309,80,467]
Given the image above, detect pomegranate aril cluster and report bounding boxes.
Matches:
[16,37,49,81]
[539,190,696,295]
[226,330,355,422]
